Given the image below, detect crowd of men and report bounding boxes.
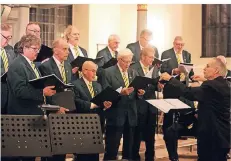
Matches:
[1,22,230,161]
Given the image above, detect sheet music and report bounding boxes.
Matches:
[178,63,194,73]
[146,99,191,113]
[162,58,171,62]
[145,67,154,78]
[116,86,122,93]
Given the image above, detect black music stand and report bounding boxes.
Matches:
[1,115,52,157]
[48,114,104,155]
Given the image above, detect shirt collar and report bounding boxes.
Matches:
[82,76,91,86]
[53,56,63,66]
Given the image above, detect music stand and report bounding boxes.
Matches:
[48,114,104,155]
[1,115,52,157]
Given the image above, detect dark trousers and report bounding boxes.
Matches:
[75,154,99,161]
[163,113,182,160]
[1,157,35,161]
[197,135,230,161]
[41,155,66,161]
[103,120,135,160]
[132,112,156,161]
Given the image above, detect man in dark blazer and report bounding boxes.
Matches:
[14,22,53,62]
[160,36,194,161]
[96,34,120,85]
[72,61,112,161]
[130,46,159,161]
[1,24,17,114]
[126,29,159,62]
[102,49,145,161]
[64,25,88,80]
[7,34,56,161]
[160,58,230,161]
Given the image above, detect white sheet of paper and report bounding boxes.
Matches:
[145,67,154,78]
[116,86,122,93]
[162,58,171,62]
[146,99,191,113]
[178,63,194,73]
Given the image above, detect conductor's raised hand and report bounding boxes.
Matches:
[43,86,56,96]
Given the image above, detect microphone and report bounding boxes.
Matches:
[38,104,60,120]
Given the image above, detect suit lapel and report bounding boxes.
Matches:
[182,51,187,63]
[171,48,178,67]
[50,57,63,81]
[92,82,100,96]
[80,78,92,99]
[128,68,135,84]
[20,55,40,79]
[68,48,75,62]
[105,47,113,61]
[114,65,126,87]
[137,62,145,76]
[64,61,71,84]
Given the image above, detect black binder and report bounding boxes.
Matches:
[52,90,76,111]
[1,72,7,82]
[91,86,121,107]
[71,56,104,69]
[102,58,117,69]
[152,58,171,66]
[29,74,74,92]
[129,76,158,89]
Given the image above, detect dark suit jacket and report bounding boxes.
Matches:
[126,41,159,62]
[168,76,230,148]
[67,46,88,80]
[130,62,159,116]
[38,57,72,84]
[1,45,17,113]
[160,48,192,75]
[101,65,138,127]
[96,46,118,67]
[72,78,102,113]
[14,42,53,62]
[7,54,44,115]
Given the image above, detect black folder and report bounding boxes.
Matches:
[29,74,74,92]
[91,86,121,107]
[71,56,104,69]
[1,72,7,82]
[102,58,117,69]
[152,58,171,66]
[52,90,76,111]
[129,76,158,89]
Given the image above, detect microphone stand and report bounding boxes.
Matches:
[38,104,60,120]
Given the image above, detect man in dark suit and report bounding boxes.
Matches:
[96,34,120,67]
[6,34,57,161]
[126,29,159,62]
[64,25,88,80]
[160,58,230,161]
[130,46,159,161]
[102,49,145,161]
[72,61,112,161]
[160,36,194,161]
[1,23,17,114]
[14,22,53,63]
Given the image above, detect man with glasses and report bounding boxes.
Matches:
[126,29,159,62]
[160,36,195,161]
[130,45,160,161]
[14,22,53,62]
[102,49,145,161]
[7,34,57,161]
[1,23,16,114]
[64,25,88,80]
[72,61,112,161]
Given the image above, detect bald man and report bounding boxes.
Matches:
[72,61,111,161]
[96,34,120,67]
[160,58,230,161]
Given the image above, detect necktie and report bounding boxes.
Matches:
[88,82,94,98]
[1,48,9,71]
[31,62,40,78]
[60,63,67,84]
[143,66,149,75]
[73,46,80,57]
[176,53,185,81]
[122,72,129,88]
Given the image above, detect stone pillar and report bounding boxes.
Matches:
[18,5,30,38]
[137,4,147,40]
